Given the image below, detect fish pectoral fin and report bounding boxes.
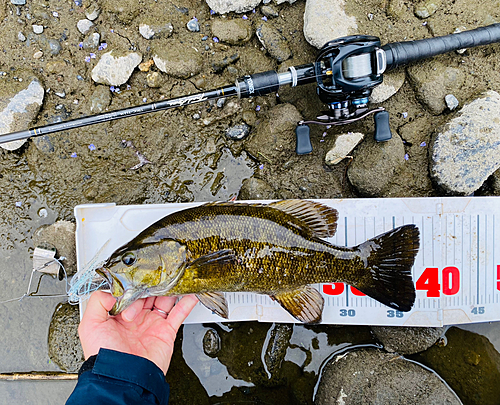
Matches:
[187,250,238,278]
[269,200,338,238]
[271,286,324,324]
[196,292,229,319]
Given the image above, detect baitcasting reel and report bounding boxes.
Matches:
[2,24,500,156]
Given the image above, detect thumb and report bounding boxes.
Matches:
[81,291,116,325]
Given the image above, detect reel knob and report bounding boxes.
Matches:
[295,124,313,155]
[374,110,392,142]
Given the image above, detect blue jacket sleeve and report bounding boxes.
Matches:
[66,348,169,405]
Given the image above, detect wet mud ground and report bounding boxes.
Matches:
[0,0,500,403]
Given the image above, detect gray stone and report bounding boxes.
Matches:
[0,74,44,151]
[347,132,406,197]
[47,39,62,55]
[407,61,464,115]
[48,303,84,372]
[263,324,293,383]
[187,18,200,32]
[89,85,111,113]
[211,19,252,45]
[445,94,459,110]
[370,69,406,103]
[206,0,262,14]
[256,23,291,62]
[304,0,357,49]
[226,123,250,140]
[202,328,221,357]
[325,132,364,165]
[91,50,142,86]
[18,32,26,41]
[32,221,77,276]
[85,3,101,20]
[372,326,446,354]
[238,177,278,199]
[152,40,202,79]
[32,135,55,154]
[11,0,26,4]
[32,24,44,34]
[430,90,500,195]
[261,5,278,18]
[315,348,461,405]
[82,32,100,49]
[77,19,94,35]
[138,20,174,40]
[414,0,442,19]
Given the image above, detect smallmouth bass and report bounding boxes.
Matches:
[97,200,420,323]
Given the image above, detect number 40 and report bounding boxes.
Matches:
[416,267,460,298]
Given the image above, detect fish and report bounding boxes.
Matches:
[96,200,420,324]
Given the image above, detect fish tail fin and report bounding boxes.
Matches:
[353,224,420,312]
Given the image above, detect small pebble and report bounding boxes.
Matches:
[187,18,200,32]
[11,0,26,4]
[216,98,226,108]
[445,94,459,110]
[33,50,43,59]
[193,113,201,119]
[77,19,94,35]
[55,91,66,98]
[38,208,48,218]
[18,32,26,41]
[201,35,208,41]
[33,25,44,34]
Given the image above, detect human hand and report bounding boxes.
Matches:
[78,291,199,374]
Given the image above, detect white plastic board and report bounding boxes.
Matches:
[75,197,500,326]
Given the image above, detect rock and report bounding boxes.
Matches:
[85,3,101,20]
[387,0,410,19]
[77,19,94,35]
[202,328,221,357]
[372,326,446,354]
[445,94,459,110]
[429,91,500,195]
[325,132,364,165]
[315,348,461,404]
[11,0,26,4]
[304,0,357,49]
[211,19,252,45]
[48,303,84,373]
[32,221,77,276]
[370,69,406,103]
[139,21,174,39]
[187,18,200,32]
[46,38,62,55]
[244,103,303,161]
[256,23,292,62]
[32,24,44,34]
[412,327,500,405]
[89,85,111,113]
[347,132,406,197]
[206,0,262,14]
[146,71,163,88]
[263,323,293,383]
[91,50,142,86]
[407,60,464,115]
[211,53,240,73]
[82,32,100,49]
[0,73,44,151]
[414,0,442,19]
[18,32,26,42]
[261,5,279,18]
[226,123,250,140]
[238,177,278,199]
[152,40,202,79]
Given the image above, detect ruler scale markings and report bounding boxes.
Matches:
[477,215,480,305]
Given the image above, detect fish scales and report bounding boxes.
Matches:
[99,200,420,323]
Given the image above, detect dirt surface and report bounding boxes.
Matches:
[1,0,500,403]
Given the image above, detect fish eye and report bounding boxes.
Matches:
[122,252,136,266]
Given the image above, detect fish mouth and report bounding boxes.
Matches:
[95,267,142,315]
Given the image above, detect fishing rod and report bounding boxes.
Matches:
[2,23,500,155]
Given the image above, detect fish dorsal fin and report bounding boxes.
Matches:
[196,292,229,319]
[269,200,338,238]
[271,285,324,324]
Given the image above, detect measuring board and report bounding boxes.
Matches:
[74,196,500,327]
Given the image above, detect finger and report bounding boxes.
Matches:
[143,296,156,310]
[121,298,147,322]
[152,296,177,313]
[81,291,116,325]
[164,295,199,332]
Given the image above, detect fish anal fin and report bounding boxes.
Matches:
[187,249,238,278]
[272,285,324,324]
[196,292,229,319]
[269,200,338,238]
